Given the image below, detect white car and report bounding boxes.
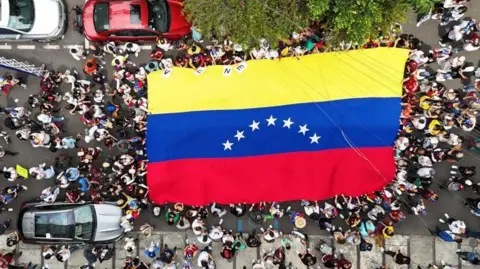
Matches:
[0,0,67,41]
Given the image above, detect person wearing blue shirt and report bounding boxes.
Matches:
[78,177,90,193]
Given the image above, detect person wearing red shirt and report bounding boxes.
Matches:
[0,251,21,269]
[403,75,418,94]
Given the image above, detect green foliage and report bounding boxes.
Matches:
[313,0,409,44]
[183,0,309,47]
[408,0,442,14]
[307,0,330,20]
[184,0,435,48]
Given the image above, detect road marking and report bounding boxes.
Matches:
[63,45,81,49]
[0,43,12,49]
[17,45,36,50]
[43,44,60,49]
[140,45,152,50]
[0,43,154,50]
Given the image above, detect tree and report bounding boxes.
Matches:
[183,0,310,47]
[184,0,441,48]
[308,0,409,45]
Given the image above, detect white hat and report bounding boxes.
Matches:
[292,32,300,39]
[233,44,243,52]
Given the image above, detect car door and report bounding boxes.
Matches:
[108,29,157,42]
[130,29,158,42]
[108,29,136,42]
[0,28,23,41]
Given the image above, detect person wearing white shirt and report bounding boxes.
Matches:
[439,214,466,235]
[69,46,86,61]
[440,19,475,46]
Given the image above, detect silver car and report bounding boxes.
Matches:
[18,202,125,244]
[0,0,67,41]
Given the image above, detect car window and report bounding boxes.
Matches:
[93,2,109,33]
[132,29,157,36]
[34,211,74,239]
[73,206,94,240]
[147,0,169,33]
[109,30,133,36]
[130,5,141,24]
[7,0,34,32]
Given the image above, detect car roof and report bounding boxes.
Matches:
[0,0,11,27]
[108,0,149,31]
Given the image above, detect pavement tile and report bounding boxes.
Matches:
[308,235,332,258]
[115,235,139,268]
[95,258,113,269]
[211,240,234,269]
[17,242,42,266]
[334,240,358,269]
[236,245,259,269]
[435,237,459,267]
[410,236,434,268]
[186,230,203,246]
[139,232,162,263]
[384,235,409,269]
[260,234,283,253]
[0,234,17,252]
[359,238,383,269]
[163,232,185,264]
[459,238,479,269]
[67,248,87,269]
[284,235,307,269]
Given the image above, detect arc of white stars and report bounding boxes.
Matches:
[298,124,309,135]
[266,115,277,126]
[309,133,321,144]
[222,140,234,150]
[283,117,294,129]
[234,130,245,141]
[249,120,260,131]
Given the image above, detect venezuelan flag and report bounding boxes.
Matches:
[147,48,409,205]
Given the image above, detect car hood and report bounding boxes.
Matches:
[166,0,190,33]
[29,0,63,35]
[93,204,124,242]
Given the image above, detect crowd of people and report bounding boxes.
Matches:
[0,0,479,268]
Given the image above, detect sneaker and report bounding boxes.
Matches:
[439,41,446,47]
[439,218,445,223]
[445,213,450,219]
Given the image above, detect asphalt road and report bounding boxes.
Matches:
[0,0,480,237]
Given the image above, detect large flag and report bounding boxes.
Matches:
[147,48,409,205]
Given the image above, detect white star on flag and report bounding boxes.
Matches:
[309,133,321,144]
[249,120,260,131]
[298,124,310,135]
[234,130,245,141]
[223,140,234,150]
[266,115,277,126]
[283,117,294,129]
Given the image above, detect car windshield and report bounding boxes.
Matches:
[93,2,109,32]
[34,206,94,240]
[7,0,34,32]
[34,211,74,239]
[147,0,169,33]
[73,205,94,240]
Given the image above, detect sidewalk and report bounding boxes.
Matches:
[2,232,476,269]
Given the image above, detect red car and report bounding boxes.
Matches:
[82,0,191,42]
